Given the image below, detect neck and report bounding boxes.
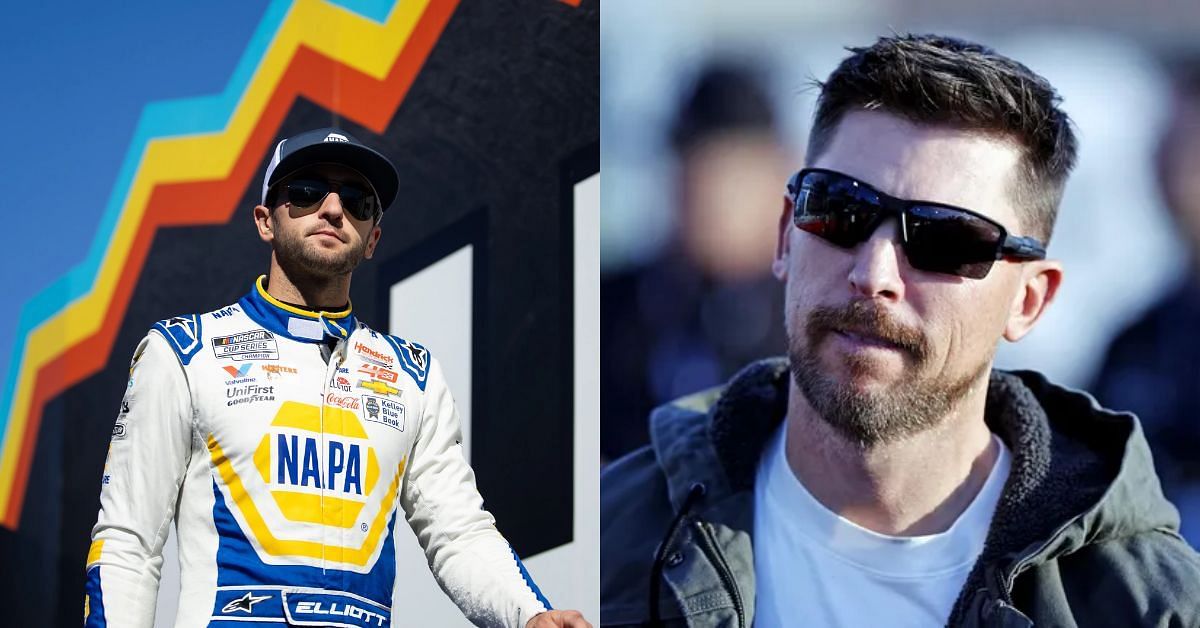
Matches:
[783,373,997,536]
[265,259,352,311]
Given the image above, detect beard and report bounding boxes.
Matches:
[271,222,367,281]
[787,300,989,448]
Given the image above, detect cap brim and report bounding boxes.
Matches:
[267,142,399,212]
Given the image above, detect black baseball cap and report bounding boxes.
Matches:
[261,128,400,213]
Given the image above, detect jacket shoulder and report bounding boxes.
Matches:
[373,331,433,391]
[150,303,246,366]
[150,313,205,366]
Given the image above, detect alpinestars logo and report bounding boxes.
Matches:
[222,591,271,613]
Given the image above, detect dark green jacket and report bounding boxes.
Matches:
[600,359,1200,627]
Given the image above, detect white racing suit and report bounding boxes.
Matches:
[84,277,550,627]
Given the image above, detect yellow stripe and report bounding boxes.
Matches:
[86,539,104,567]
[271,491,366,529]
[255,275,353,319]
[254,434,271,484]
[270,401,368,438]
[0,0,432,515]
[325,317,349,337]
[365,448,380,495]
[208,435,403,566]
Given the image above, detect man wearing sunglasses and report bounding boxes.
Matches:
[85,128,591,628]
[601,35,1200,627]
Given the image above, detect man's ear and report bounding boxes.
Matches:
[1003,259,1063,342]
[771,194,793,280]
[253,204,274,243]
[363,224,383,259]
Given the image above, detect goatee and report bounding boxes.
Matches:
[788,300,988,447]
[272,225,366,281]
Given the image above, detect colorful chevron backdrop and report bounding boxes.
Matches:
[0,0,596,624]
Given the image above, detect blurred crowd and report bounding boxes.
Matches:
[601,63,789,458]
[1092,55,1200,545]
[602,52,1200,547]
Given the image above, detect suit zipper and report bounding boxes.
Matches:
[693,520,745,628]
[321,342,347,580]
[320,345,327,574]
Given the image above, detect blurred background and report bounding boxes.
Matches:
[601,0,1200,544]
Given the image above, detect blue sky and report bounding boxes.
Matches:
[0,2,269,377]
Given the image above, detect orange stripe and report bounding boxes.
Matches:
[5,0,461,528]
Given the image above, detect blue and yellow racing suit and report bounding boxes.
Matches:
[84,277,550,627]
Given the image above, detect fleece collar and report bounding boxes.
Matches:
[238,275,357,343]
[649,358,1179,614]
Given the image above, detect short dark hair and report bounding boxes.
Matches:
[808,34,1078,242]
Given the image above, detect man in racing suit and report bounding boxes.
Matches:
[83,128,590,628]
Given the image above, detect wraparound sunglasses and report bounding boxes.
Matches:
[787,168,1046,279]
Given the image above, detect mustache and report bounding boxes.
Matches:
[805,300,929,362]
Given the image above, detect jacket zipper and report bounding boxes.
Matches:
[1000,514,1087,602]
[693,520,745,628]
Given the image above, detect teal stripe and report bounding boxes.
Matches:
[0,0,401,490]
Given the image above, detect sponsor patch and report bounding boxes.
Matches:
[112,422,128,440]
[212,305,241,319]
[222,363,256,385]
[212,330,279,361]
[362,395,404,432]
[331,375,353,392]
[325,392,361,410]
[282,590,389,628]
[356,379,400,397]
[223,364,253,378]
[262,364,298,379]
[222,591,271,613]
[226,384,276,406]
[353,342,394,368]
[357,363,398,383]
[211,588,284,620]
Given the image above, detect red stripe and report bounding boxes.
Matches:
[5,0,460,528]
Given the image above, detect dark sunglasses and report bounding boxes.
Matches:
[274,178,380,222]
[787,168,1046,279]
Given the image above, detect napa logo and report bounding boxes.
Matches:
[252,401,381,528]
[273,434,363,494]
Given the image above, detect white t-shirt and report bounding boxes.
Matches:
[752,424,1011,628]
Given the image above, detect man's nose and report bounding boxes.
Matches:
[847,218,906,301]
[317,191,345,219]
